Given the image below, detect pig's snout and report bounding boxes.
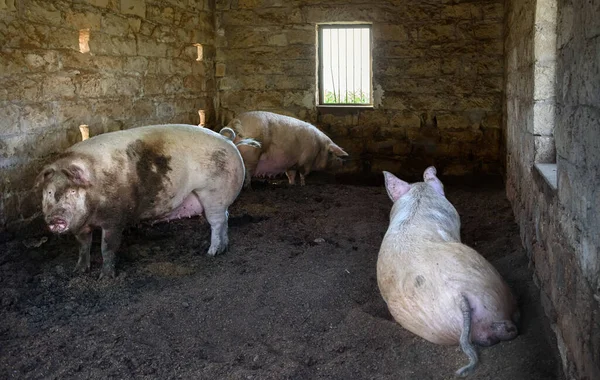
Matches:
[46,216,69,233]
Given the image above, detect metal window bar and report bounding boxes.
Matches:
[318,25,372,105]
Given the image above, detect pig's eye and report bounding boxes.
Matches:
[70,189,76,195]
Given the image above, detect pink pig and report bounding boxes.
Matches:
[223,111,348,188]
[377,167,519,376]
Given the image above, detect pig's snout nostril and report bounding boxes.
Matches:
[47,217,68,233]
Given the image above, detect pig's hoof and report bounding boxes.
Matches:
[207,244,227,256]
[98,266,116,280]
[73,262,90,273]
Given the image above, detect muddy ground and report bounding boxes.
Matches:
[0,175,564,380]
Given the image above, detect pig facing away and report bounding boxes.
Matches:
[377,167,519,377]
[223,111,348,188]
[35,124,258,279]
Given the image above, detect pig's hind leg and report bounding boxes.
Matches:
[99,227,124,279]
[456,295,479,377]
[204,206,229,256]
[194,188,229,256]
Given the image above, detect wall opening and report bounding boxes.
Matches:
[198,110,206,126]
[79,29,90,54]
[194,43,203,61]
[317,24,372,105]
[533,0,558,189]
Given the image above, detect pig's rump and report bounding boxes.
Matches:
[377,241,517,346]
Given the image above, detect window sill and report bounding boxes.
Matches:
[534,163,557,191]
[317,104,374,109]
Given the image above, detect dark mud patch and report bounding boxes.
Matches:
[0,177,564,379]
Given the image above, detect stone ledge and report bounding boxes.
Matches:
[534,162,557,191]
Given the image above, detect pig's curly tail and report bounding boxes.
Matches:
[456,294,478,377]
[219,127,236,141]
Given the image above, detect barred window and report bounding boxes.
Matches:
[318,24,372,105]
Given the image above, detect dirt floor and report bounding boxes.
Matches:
[0,175,564,380]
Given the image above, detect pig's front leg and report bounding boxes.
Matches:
[285,170,297,185]
[74,228,93,273]
[99,227,123,279]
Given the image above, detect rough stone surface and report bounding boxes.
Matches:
[216,0,506,178]
[0,0,216,231]
[505,0,600,379]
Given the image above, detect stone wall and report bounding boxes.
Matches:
[0,0,216,232]
[215,0,505,177]
[505,0,600,378]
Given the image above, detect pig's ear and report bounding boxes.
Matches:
[423,166,445,196]
[329,143,348,157]
[383,171,412,202]
[62,164,91,187]
[34,167,55,189]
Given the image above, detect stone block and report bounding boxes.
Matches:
[0,0,16,12]
[24,51,60,73]
[137,36,168,57]
[0,103,21,134]
[215,62,226,77]
[441,4,476,20]
[23,2,62,25]
[101,13,131,36]
[57,108,91,141]
[534,63,556,101]
[89,33,137,56]
[532,101,555,135]
[45,27,80,51]
[163,76,184,94]
[121,0,146,18]
[82,0,110,7]
[124,56,149,73]
[20,104,55,133]
[436,113,469,130]
[76,74,103,98]
[2,76,42,102]
[535,23,557,63]
[224,8,302,26]
[42,75,76,100]
[390,111,421,129]
[418,24,456,42]
[473,22,503,40]
[127,98,155,120]
[0,50,29,76]
[267,33,287,46]
[373,24,408,42]
[183,75,205,92]
[283,91,315,109]
[65,11,102,30]
[481,3,503,21]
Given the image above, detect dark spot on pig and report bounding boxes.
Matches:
[210,149,228,173]
[415,275,425,288]
[126,139,172,214]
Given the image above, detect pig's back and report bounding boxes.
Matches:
[70,124,230,154]
[238,111,328,146]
